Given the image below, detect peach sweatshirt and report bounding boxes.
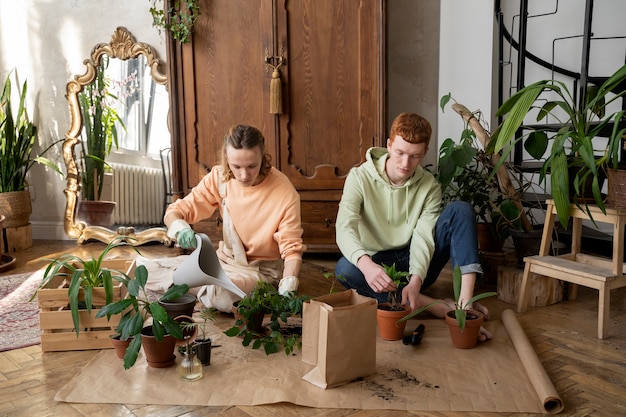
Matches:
[165,167,305,262]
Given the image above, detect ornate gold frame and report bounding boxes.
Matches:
[63,27,173,246]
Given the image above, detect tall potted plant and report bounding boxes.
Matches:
[492,64,626,227]
[76,56,125,227]
[0,71,63,245]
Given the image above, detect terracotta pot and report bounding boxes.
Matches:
[376,303,411,341]
[445,309,484,349]
[158,294,197,320]
[476,222,504,252]
[109,334,132,359]
[140,325,177,368]
[76,200,116,228]
[172,315,198,346]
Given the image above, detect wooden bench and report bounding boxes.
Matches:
[517,200,626,339]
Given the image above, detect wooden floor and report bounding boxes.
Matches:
[1,240,626,416]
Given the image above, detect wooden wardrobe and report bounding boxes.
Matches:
[167,0,386,252]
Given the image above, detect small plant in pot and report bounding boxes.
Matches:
[96,264,190,369]
[376,263,411,341]
[181,307,217,366]
[399,266,496,349]
[224,280,310,355]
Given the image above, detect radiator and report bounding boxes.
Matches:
[110,163,164,225]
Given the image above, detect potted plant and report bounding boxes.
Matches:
[224,280,310,355]
[76,56,125,227]
[0,71,63,244]
[440,94,546,263]
[376,263,412,341]
[491,63,626,227]
[30,236,140,340]
[96,263,190,369]
[181,307,217,366]
[399,265,496,349]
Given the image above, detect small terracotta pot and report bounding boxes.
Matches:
[173,315,198,346]
[445,309,484,349]
[109,334,132,359]
[376,303,411,341]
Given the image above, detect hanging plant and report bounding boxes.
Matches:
[149,0,200,44]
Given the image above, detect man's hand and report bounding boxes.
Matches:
[401,276,422,311]
[357,256,395,293]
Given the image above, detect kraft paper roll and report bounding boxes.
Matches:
[501,309,564,414]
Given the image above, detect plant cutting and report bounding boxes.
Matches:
[491,63,626,227]
[224,280,310,355]
[30,237,140,337]
[181,306,217,365]
[376,263,412,341]
[96,263,190,369]
[399,265,496,349]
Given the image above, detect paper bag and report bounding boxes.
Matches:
[302,289,377,389]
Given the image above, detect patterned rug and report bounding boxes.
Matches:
[0,270,43,351]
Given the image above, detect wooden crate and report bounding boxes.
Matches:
[37,259,135,352]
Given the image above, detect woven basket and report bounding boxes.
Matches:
[0,190,32,228]
[607,169,626,209]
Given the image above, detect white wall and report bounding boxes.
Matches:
[0,0,167,239]
[437,0,496,150]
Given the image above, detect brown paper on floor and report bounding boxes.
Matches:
[55,309,562,413]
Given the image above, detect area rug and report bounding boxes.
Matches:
[0,269,44,351]
[55,309,563,414]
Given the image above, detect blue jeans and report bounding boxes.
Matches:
[335,201,483,303]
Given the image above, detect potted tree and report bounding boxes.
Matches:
[491,63,626,227]
[376,263,412,341]
[0,71,63,248]
[76,56,125,228]
[224,280,310,355]
[96,263,190,369]
[399,265,496,349]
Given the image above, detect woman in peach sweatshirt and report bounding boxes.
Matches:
[164,125,305,311]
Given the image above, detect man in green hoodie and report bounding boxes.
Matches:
[335,112,491,341]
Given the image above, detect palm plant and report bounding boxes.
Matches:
[0,71,62,193]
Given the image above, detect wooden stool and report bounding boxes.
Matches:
[517,200,626,339]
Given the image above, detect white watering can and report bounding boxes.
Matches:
[172,233,246,298]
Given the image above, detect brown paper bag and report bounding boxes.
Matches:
[301,289,377,389]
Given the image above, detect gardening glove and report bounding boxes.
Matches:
[278,276,299,296]
[167,219,197,249]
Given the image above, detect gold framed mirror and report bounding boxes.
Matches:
[63,27,173,246]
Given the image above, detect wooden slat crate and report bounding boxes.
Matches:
[37,259,135,352]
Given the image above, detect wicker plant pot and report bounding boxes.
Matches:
[0,189,32,228]
[607,168,626,209]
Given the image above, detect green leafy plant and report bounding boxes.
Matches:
[322,272,346,294]
[150,0,200,44]
[491,63,626,227]
[224,280,310,355]
[0,71,63,193]
[96,264,189,369]
[398,266,496,332]
[78,56,125,201]
[29,237,140,337]
[182,306,217,341]
[382,263,410,309]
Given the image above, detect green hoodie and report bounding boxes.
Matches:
[336,147,442,280]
